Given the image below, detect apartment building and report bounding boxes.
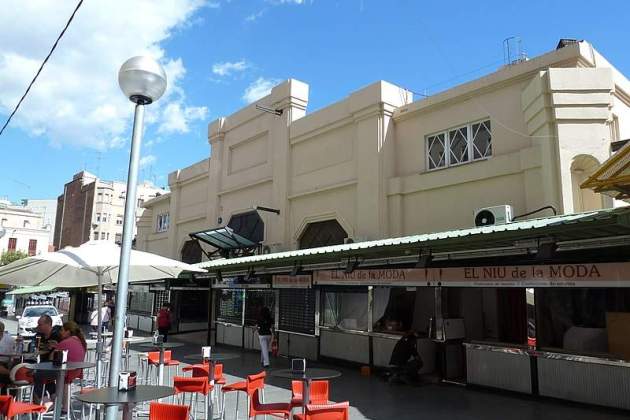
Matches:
[0,200,50,257]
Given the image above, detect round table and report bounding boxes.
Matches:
[0,352,38,363]
[137,342,184,385]
[77,385,174,420]
[29,361,96,420]
[270,368,341,413]
[183,353,240,419]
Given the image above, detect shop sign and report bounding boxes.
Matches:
[431,262,630,287]
[272,275,312,288]
[313,269,427,286]
[314,262,630,287]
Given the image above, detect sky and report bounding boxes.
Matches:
[1,0,629,202]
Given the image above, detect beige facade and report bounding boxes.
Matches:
[0,200,50,256]
[137,41,630,260]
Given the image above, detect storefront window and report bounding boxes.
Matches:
[128,290,154,315]
[177,290,208,323]
[279,289,316,335]
[216,289,244,325]
[321,288,367,331]
[244,290,275,326]
[373,287,416,333]
[536,288,630,359]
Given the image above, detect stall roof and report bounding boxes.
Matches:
[581,140,630,200]
[195,207,630,274]
[190,226,259,250]
[6,285,56,295]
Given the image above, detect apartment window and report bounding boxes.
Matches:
[0,218,7,227]
[101,214,108,223]
[106,232,110,240]
[100,232,106,240]
[137,198,144,207]
[115,233,122,243]
[426,119,492,170]
[93,232,99,240]
[156,213,169,233]
[23,220,30,228]
[7,238,17,252]
[96,213,101,223]
[28,239,37,256]
[116,215,123,225]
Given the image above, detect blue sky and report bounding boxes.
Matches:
[1,0,629,202]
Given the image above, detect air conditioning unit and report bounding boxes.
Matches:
[474,205,513,227]
[343,237,354,244]
[260,244,282,254]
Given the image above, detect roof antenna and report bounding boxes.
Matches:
[255,104,283,116]
[503,36,527,65]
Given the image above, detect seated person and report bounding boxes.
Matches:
[33,315,63,401]
[389,330,423,385]
[0,321,15,384]
[35,315,62,360]
[56,321,87,362]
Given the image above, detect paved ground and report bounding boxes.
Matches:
[3,319,628,419]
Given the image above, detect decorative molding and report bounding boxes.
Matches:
[217,177,274,196]
[288,179,357,200]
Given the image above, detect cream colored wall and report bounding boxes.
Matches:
[137,41,630,259]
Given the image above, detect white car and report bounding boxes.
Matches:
[17,305,63,336]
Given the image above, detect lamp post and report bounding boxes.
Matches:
[105,56,166,420]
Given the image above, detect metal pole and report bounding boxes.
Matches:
[105,103,144,420]
[96,269,102,387]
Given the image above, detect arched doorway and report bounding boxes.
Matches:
[298,219,348,249]
[571,155,603,212]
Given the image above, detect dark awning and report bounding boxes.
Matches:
[190,226,259,250]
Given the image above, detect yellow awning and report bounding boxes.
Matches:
[581,141,630,200]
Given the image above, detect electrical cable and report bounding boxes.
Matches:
[512,205,558,221]
[0,0,85,137]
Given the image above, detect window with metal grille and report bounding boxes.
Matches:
[128,290,154,315]
[426,119,491,170]
[227,211,264,243]
[28,239,37,256]
[7,238,16,252]
[153,290,170,315]
[244,290,275,326]
[298,220,347,249]
[216,289,244,325]
[279,289,315,335]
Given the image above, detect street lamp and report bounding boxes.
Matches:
[107,56,166,416]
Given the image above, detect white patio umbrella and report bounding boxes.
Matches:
[0,240,205,385]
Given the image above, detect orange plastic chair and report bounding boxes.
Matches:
[1,395,48,419]
[249,388,290,419]
[183,363,225,383]
[148,350,180,367]
[221,370,266,420]
[174,376,211,420]
[292,402,350,420]
[149,402,190,420]
[290,380,329,409]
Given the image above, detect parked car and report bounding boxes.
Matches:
[17,305,63,336]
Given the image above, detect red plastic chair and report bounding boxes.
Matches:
[290,380,329,410]
[1,395,48,419]
[221,371,266,420]
[149,402,190,420]
[249,388,290,419]
[148,350,181,384]
[292,402,350,420]
[173,376,212,420]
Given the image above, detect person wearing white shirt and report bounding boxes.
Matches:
[0,321,15,374]
[100,304,111,332]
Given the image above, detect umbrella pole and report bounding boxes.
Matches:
[96,269,103,387]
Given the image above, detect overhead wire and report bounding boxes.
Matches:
[0,0,85,137]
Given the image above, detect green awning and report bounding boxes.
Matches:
[194,207,630,274]
[6,285,56,295]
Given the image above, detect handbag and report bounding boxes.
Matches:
[271,333,279,357]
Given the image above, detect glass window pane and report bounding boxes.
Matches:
[321,289,367,331]
[449,127,469,164]
[472,120,492,160]
[216,290,244,325]
[244,290,275,326]
[427,133,446,169]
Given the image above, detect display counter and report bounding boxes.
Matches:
[464,342,534,394]
[536,349,630,410]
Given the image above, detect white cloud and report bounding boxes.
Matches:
[266,0,306,4]
[158,101,208,134]
[0,0,207,150]
[242,77,281,104]
[212,60,249,77]
[139,154,157,168]
[245,10,266,22]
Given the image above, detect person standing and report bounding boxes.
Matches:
[100,303,111,332]
[89,307,99,333]
[156,303,172,343]
[256,306,274,368]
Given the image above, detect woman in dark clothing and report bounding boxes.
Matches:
[257,306,273,368]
